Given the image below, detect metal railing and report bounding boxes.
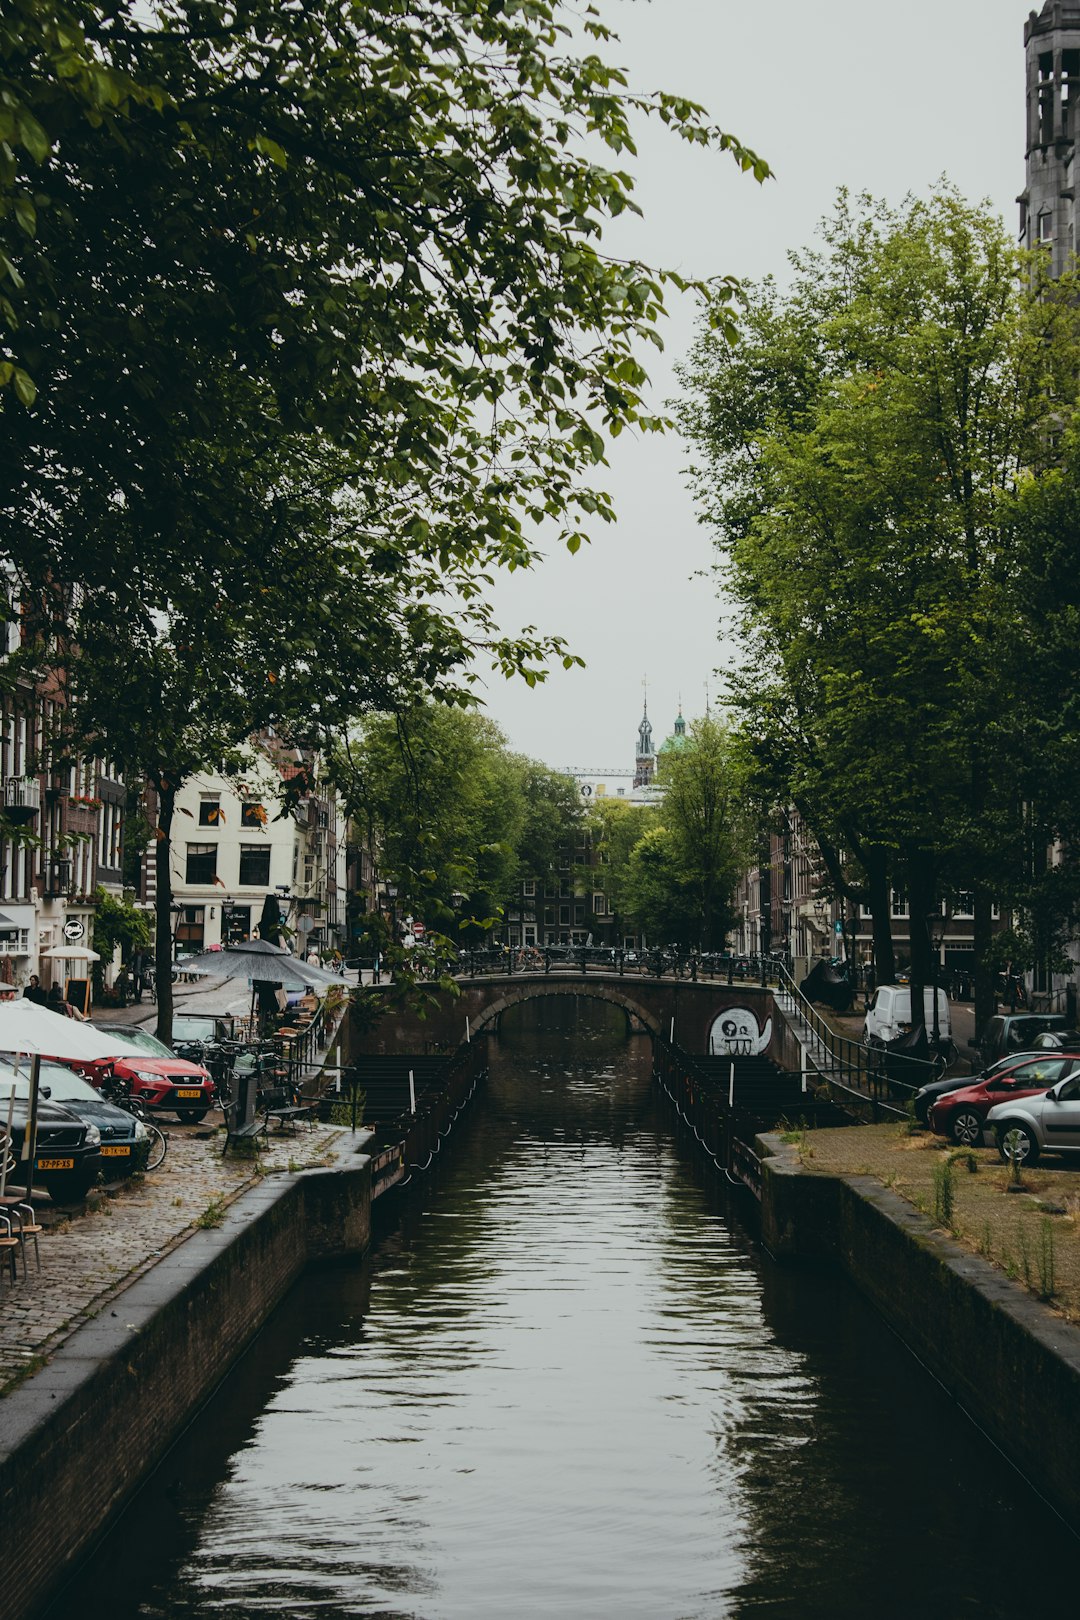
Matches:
[771,965,947,1120]
[451,946,791,983]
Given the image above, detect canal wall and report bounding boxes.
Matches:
[0,1153,372,1620]
[759,1136,1080,1531]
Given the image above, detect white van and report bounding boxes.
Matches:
[863,984,952,1047]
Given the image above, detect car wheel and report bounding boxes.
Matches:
[998,1123,1039,1167]
[176,1107,210,1124]
[44,1172,96,1203]
[950,1111,983,1148]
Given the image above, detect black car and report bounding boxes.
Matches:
[0,1077,103,1201]
[970,1013,1073,1069]
[0,1059,144,1182]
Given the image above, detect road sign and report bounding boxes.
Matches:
[63,918,86,943]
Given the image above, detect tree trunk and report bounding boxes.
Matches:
[865,846,895,986]
[154,775,177,1048]
[905,844,937,1047]
[973,884,995,1050]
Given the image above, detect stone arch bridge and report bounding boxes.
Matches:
[352,971,800,1067]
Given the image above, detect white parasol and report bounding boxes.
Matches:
[39,945,103,963]
[0,1000,142,1061]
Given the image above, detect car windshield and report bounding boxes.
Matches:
[171,1017,218,1041]
[103,1028,176,1060]
[0,1063,100,1102]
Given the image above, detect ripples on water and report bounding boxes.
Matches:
[70,998,1076,1620]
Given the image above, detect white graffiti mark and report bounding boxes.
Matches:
[708,1007,773,1057]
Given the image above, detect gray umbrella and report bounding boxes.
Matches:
[177,939,343,990]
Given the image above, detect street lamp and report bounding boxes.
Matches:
[926,908,946,1048]
[813,896,828,956]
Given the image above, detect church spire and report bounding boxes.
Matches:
[635,678,655,787]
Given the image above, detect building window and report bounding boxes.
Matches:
[593,892,606,915]
[185,843,217,884]
[952,892,974,920]
[198,799,222,827]
[574,904,584,924]
[175,906,205,953]
[890,890,909,919]
[522,879,536,898]
[238,845,272,887]
[559,905,570,926]
[544,907,556,927]
[222,904,251,944]
[241,802,267,828]
[1038,209,1054,243]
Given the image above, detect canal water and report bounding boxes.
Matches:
[72,998,1074,1619]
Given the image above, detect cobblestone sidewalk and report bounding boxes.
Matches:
[0,1120,348,1393]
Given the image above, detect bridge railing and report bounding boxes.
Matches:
[450,947,789,982]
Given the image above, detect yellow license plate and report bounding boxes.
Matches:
[37,1157,74,1170]
[101,1145,131,1158]
[176,1089,202,1099]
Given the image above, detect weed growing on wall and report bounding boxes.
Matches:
[1038,1218,1057,1300]
[932,1159,955,1228]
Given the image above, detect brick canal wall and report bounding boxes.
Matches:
[759,1137,1080,1531]
[0,1157,372,1620]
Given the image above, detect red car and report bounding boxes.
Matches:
[90,1025,215,1123]
[928,1054,1079,1147]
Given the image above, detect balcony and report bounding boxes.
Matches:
[43,857,72,898]
[3,776,40,826]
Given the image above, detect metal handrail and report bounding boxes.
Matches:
[771,964,944,1117]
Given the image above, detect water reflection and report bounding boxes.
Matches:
[68,996,1075,1619]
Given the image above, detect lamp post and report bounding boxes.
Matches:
[813,896,827,956]
[926,908,946,1048]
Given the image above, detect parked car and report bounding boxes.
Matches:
[0,1059,146,1180]
[971,1013,1073,1068]
[864,984,952,1047]
[1030,1028,1080,1051]
[0,1078,102,1201]
[912,1050,1052,1125]
[987,1070,1080,1166]
[928,1054,1078,1147]
[90,1025,215,1122]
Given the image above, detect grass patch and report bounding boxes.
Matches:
[195,1197,227,1230]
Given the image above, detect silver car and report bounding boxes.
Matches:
[986,1071,1080,1166]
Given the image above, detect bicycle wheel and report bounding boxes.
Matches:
[143,1123,167,1171]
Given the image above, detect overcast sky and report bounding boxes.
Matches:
[476,0,1027,771]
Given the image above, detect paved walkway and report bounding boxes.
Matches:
[0,1120,351,1394]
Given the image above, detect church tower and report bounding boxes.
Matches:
[1022,4,1080,276]
[634,698,655,789]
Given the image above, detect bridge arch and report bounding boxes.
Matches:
[465,979,663,1038]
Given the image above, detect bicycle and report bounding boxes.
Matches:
[101,1077,168,1171]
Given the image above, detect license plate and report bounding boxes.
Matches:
[101,1145,131,1158]
[176,1089,202,1099]
[37,1157,74,1171]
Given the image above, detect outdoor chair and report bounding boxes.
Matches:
[0,1212,22,1285]
[11,1203,41,1273]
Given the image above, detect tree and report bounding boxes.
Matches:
[2,0,767,600]
[5,0,767,1034]
[337,705,527,945]
[587,718,747,950]
[679,188,1080,1037]
[649,715,748,950]
[587,797,653,938]
[89,883,151,995]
